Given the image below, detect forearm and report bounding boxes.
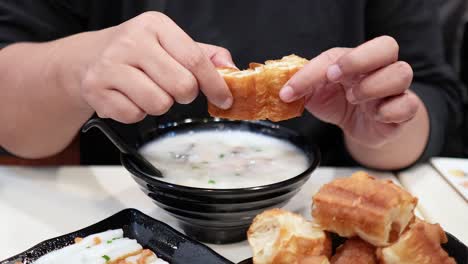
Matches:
[344,95,430,170]
[0,34,98,158]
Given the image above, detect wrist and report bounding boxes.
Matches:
[50,30,110,117]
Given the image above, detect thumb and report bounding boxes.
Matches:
[198,43,238,69]
[279,48,350,103]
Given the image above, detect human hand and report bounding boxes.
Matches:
[280,36,420,147]
[78,12,235,123]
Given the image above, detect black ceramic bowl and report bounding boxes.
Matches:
[122,118,320,244]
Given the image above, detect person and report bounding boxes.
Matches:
[0,0,463,170]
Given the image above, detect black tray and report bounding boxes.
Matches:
[0,209,232,264]
[237,232,468,264]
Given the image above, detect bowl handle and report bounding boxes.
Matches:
[82,118,163,178]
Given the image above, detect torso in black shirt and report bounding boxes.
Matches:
[0,0,462,166]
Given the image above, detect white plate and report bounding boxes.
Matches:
[431,157,468,201]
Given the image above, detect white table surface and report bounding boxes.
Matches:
[398,163,468,245]
[0,165,465,263]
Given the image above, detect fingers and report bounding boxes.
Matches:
[82,63,174,122]
[198,43,238,69]
[328,36,399,82]
[374,91,420,124]
[81,11,237,125]
[91,90,146,124]
[112,65,174,116]
[134,39,199,104]
[347,61,413,104]
[143,12,233,109]
[280,48,350,102]
[281,36,400,104]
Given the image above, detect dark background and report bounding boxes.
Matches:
[439,0,468,158]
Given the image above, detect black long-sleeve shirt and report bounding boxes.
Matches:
[0,0,464,166]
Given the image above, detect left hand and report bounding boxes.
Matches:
[280,36,420,147]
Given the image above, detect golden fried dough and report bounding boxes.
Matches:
[300,256,330,264]
[330,238,377,264]
[208,55,308,121]
[248,208,331,264]
[312,171,417,246]
[377,220,456,264]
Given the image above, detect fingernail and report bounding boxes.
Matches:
[327,64,343,82]
[346,88,357,104]
[219,97,233,109]
[218,60,238,69]
[279,85,295,102]
[225,62,239,69]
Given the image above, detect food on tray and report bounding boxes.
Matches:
[330,238,377,264]
[30,229,168,264]
[312,171,417,246]
[247,208,331,264]
[248,171,459,263]
[140,130,309,188]
[208,54,308,121]
[448,169,466,177]
[377,220,456,264]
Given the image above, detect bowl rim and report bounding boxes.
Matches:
[121,118,320,194]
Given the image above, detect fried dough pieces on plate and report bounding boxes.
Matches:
[378,220,456,264]
[312,171,417,246]
[330,238,377,264]
[248,208,331,264]
[248,172,459,264]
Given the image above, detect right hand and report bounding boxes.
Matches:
[78,12,235,123]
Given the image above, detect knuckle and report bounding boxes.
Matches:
[120,108,146,124]
[99,95,146,124]
[356,83,374,99]
[148,96,174,116]
[173,76,198,103]
[338,52,362,72]
[81,69,103,97]
[183,50,205,70]
[138,11,165,22]
[95,104,114,120]
[322,48,344,63]
[126,12,168,35]
[96,111,108,119]
[137,11,171,28]
[115,35,138,51]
